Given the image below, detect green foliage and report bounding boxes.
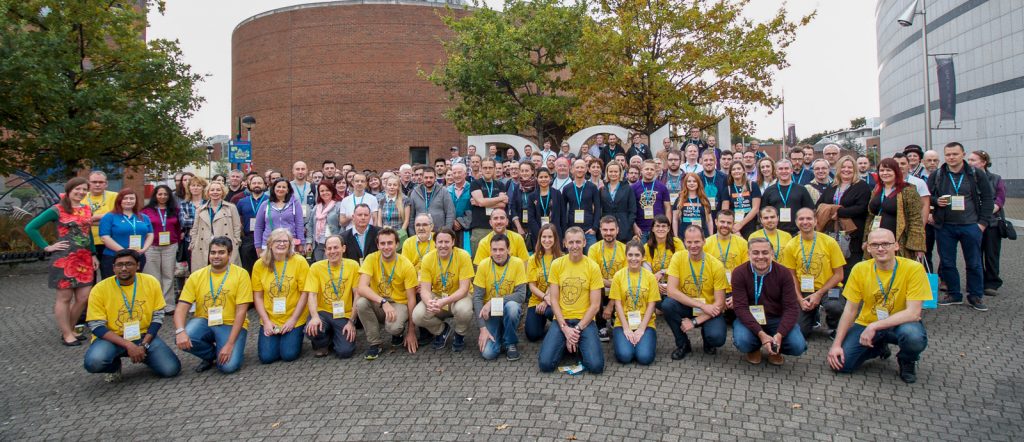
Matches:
[425,0,587,144]
[800,130,834,146]
[849,116,867,129]
[0,0,206,178]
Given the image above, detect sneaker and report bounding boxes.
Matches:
[984,288,999,297]
[938,295,963,306]
[451,334,466,352]
[364,345,383,360]
[671,346,691,360]
[194,359,215,373]
[898,359,917,384]
[878,344,891,360]
[73,324,86,335]
[702,344,717,355]
[828,329,837,341]
[391,334,403,346]
[104,367,123,383]
[418,327,433,345]
[506,344,521,361]
[967,296,989,312]
[432,324,452,350]
[767,354,785,366]
[598,327,610,342]
[745,351,762,365]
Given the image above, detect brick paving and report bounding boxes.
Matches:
[0,240,1022,441]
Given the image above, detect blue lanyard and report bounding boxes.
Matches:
[880,187,894,206]
[702,173,715,188]
[539,254,550,285]
[833,184,848,204]
[355,231,367,256]
[800,234,817,272]
[327,261,345,300]
[118,278,138,319]
[601,243,618,275]
[763,229,780,260]
[416,239,431,260]
[273,258,289,294]
[156,208,167,230]
[438,252,454,291]
[573,182,585,206]
[354,192,365,206]
[627,269,643,308]
[688,257,706,294]
[491,260,509,297]
[715,236,732,265]
[123,214,138,235]
[667,173,681,192]
[874,260,899,306]
[484,180,495,198]
[776,183,793,206]
[751,262,771,305]
[379,257,398,290]
[608,183,619,200]
[949,172,965,195]
[732,184,746,206]
[539,190,550,217]
[208,267,230,304]
[207,203,222,223]
[794,168,805,183]
[641,180,655,200]
[249,194,266,214]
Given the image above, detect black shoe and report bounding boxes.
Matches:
[878,344,891,360]
[418,327,433,345]
[451,334,466,352]
[938,295,963,306]
[598,327,610,342]
[984,288,998,297]
[828,329,837,341]
[671,344,692,360]
[364,345,382,360]
[432,324,452,350]
[967,296,988,312]
[391,334,403,346]
[194,359,215,373]
[74,334,88,341]
[702,344,717,355]
[898,359,917,384]
[506,344,521,361]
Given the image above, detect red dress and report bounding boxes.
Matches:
[48,205,95,289]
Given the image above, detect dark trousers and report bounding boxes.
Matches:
[982,224,1003,290]
[924,224,936,274]
[239,234,258,274]
[936,223,984,300]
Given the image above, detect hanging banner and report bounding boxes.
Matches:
[936,57,956,122]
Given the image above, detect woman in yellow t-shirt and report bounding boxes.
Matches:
[643,215,683,300]
[252,228,310,364]
[525,224,563,342]
[610,241,661,365]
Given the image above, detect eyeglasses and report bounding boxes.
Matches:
[113,262,137,268]
[867,242,895,249]
[271,240,290,245]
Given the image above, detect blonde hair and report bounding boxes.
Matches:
[187,176,208,200]
[833,155,862,186]
[260,228,295,267]
[383,175,406,223]
[204,180,226,200]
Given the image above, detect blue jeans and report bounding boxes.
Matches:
[308,312,356,359]
[184,318,248,374]
[660,297,727,349]
[538,320,604,374]
[83,336,180,378]
[936,223,984,300]
[732,317,807,356]
[258,325,306,364]
[584,233,597,249]
[837,322,928,373]
[525,306,554,342]
[611,327,656,365]
[481,300,522,360]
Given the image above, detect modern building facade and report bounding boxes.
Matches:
[876,0,1024,194]
[232,0,469,174]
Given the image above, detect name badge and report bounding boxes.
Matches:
[540,216,550,225]
[158,231,171,246]
[208,306,224,326]
[643,207,654,219]
[249,218,256,231]
[693,307,703,317]
[490,297,503,316]
[951,195,965,211]
[875,307,890,321]
[780,208,792,223]
[871,216,881,231]
[123,320,141,341]
[800,275,815,292]
[485,207,494,216]
[129,235,142,249]
[332,301,345,319]
[749,305,767,325]
[272,297,286,314]
[708,196,716,207]
[626,311,642,330]
[827,288,841,300]
[692,218,702,227]
[725,270,732,285]
[521,210,529,223]
[302,205,310,218]
[734,210,745,223]
[574,210,585,224]
[670,192,679,203]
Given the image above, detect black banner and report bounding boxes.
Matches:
[936,57,956,121]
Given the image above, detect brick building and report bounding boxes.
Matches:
[231,0,470,175]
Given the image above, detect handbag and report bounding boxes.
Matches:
[999,218,1017,240]
[918,257,939,309]
[829,221,851,258]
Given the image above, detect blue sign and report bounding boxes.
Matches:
[229,140,252,163]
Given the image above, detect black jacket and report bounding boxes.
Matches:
[526,188,566,242]
[600,183,637,242]
[927,163,994,227]
[341,225,380,262]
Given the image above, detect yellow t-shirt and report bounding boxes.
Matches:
[472,256,528,304]
[779,232,847,292]
[644,238,685,276]
[587,240,627,281]
[419,248,475,297]
[304,258,360,318]
[526,253,558,307]
[401,235,434,270]
[548,255,604,320]
[180,264,254,328]
[666,252,729,304]
[473,230,530,267]
[251,254,310,328]
[747,229,793,259]
[358,251,419,304]
[87,273,165,340]
[608,267,661,329]
[843,257,931,326]
[703,234,748,291]
[87,190,118,245]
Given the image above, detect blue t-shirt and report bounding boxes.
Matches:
[98,212,153,255]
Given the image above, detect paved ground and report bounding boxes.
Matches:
[0,240,1022,441]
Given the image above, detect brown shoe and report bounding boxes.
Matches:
[745,351,762,365]
[314,348,329,358]
[767,353,784,366]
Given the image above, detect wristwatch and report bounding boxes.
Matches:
[174,327,186,335]
[142,342,151,350]
[379,298,387,307]
[690,318,699,327]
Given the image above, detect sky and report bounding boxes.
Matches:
[147,0,880,141]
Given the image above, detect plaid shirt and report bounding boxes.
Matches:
[378,195,404,230]
[178,200,201,242]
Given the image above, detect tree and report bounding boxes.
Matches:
[0,0,205,178]
[425,0,587,144]
[849,116,866,129]
[568,0,813,136]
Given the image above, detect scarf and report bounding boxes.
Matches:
[315,200,336,239]
[519,176,537,194]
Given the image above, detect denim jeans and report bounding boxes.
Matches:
[83,336,180,378]
[538,320,604,374]
[258,325,306,364]
[797,291,846,334]
[936,223,984,300]
[611,327,656,365]
[584,233,597,249]
[525,306,554,342]
[480,300,522,360]
[660,297,726,350]
[184,318,248,374]
[732,317,807,356]
[308,311,355,359]
[837,322,928,373]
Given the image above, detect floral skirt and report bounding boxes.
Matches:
[49,248,95,289]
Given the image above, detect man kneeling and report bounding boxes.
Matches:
[731,238,806,366]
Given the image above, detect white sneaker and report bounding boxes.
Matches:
[104,367,123,383]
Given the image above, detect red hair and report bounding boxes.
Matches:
[316,182,341,205]
[111,188,141,215]
[874,158,908,195]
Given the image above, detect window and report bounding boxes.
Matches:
[409,146,429,165]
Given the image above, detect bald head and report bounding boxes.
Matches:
[292,161,308,180]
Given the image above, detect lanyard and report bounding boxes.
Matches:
[794,168,805,183]
[776,183,793,206]
[601,243,618,275]
[762,229,780,260]
[380,257,398,290]
[658,245,669,272]
[667,173,681,192]
[874,260,899,306]
[800,233,817,272]
[751,262,771,305]
[540,254,550,284]
[688,257,706,294]
[327,261,345,301]
[539,190,551,216]
[156,208,168,230]
[416,239,432,260]
[384,198,396,224]
[702,173,715,188]
[949,172,965,195]
[438,252,454,291]
[207,203,222,223]
[573,182,585,207]
[273,258,289,294]
[249,194,266,214]
[491,260,509,297]
[484,180,495,198]
[627,269,643,309]
[296,183,309,201]
[833,184,848,204]
[608,183,619,200]
[355,230,367,256]
[641,180,655,203]
[880,186,894,206]
[715,236,732,265]
[122,214,138,235]
[732,184,746,206]
[118,278,138,320]
[208,267,230,304]
[90,192,106,211]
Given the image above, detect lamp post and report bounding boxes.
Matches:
[205,143,215,179]
[897,0,931,151]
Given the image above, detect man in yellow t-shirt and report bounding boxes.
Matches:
[829,229,930,384]
[473,209,529,267]
[587,216,626,342]
[401,214,435,270]
[412,228,475,352]
[84,250,180,381]
[303,235,360,359]
[473,233,528,361]
[251,232,310,365]
[86,171,118,251]
[664,225,729,359]
[355,227,419,359]
[538,227,605,374]
[779,208,847,337]
[174,237,253,374]
[747,206,792,261]
[608,242,661,366]
[704,210,748,291]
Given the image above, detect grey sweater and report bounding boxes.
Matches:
[405,184,455,235]
[472,284,527,328]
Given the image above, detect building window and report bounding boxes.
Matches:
[409,146,429,165]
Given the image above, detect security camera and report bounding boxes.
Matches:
[897,0,919,27]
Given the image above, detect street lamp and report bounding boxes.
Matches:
[897,0,931,151]
[205,143,215,179]
[241,115,256,142]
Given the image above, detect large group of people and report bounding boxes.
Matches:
[24,131,1008,385]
